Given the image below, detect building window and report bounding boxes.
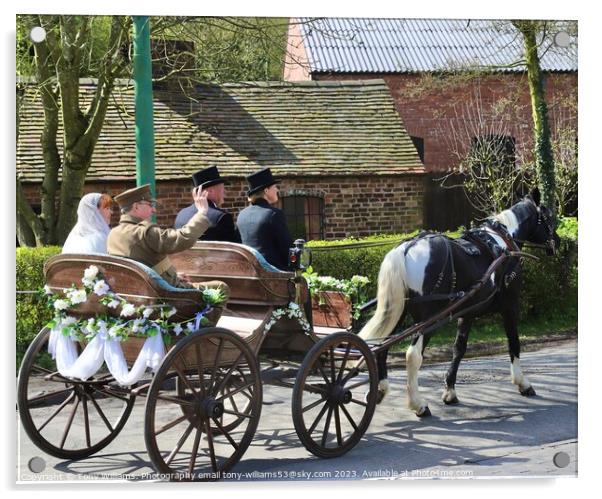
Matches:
[280,194,324,241]
[410,136,425,163]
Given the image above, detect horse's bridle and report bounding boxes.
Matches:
[512,203,557,254]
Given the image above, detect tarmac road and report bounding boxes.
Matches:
[16,339,577,483]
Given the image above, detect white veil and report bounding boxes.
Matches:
[62,193,111,254]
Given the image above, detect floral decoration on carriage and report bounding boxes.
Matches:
[42,265,227,387]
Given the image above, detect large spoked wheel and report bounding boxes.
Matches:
[145,328,262,481]
[17,328,136,459]
[292,332,378,458]
[176,366,253,436]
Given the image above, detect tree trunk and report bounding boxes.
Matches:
[16,15,131,246]
[16,178,45,246]
[16,214,37,247]
[514,21,557,223]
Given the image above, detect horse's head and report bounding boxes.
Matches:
[513,189,560,256]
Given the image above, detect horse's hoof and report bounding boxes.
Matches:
[417,406,431,418]
[443,395,459,405]
[442,388,459,405]
[520,386,537,397]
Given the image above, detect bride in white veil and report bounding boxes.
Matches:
[52,191,166,386]
[62,193,113,254]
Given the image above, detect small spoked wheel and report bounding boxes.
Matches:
[145,328,262,481]
[17,328,135,459]
[292,332,378,458]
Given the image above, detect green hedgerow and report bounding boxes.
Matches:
[16,246,61,367]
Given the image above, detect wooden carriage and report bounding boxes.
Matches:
[17,242,379,481]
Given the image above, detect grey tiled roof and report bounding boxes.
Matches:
[298,18,577,74]
[17,79,424,183]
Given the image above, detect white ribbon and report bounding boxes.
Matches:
[48,322,166,387]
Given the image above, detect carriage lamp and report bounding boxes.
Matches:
[289,239,312,272]
[289,239,312,312]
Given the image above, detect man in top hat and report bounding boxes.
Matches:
[236,168,293,271]
[174,166,241,243]
[107,184,229,300]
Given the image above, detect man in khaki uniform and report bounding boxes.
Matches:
[107,184,229,300]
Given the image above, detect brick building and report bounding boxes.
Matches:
[17,79,424,241]
[283,18,578,228]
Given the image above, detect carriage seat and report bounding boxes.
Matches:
[44,253,207,322]
[170,241,309,308]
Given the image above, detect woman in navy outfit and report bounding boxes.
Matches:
[237,168,293,271]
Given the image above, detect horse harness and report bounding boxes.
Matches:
[400,221,522,306]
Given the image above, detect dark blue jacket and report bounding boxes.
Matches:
[174,201,241,243]
[237,198,293,271]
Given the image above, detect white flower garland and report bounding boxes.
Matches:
[42,265,227,386]
[44,265,225,345]
[263,302,311,335]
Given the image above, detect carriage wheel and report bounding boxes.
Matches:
[292,332,378,458]
[176,366,253,436]
[145,328,262,481]
[17,328,135,459]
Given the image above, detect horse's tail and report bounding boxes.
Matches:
[358,246,408,341]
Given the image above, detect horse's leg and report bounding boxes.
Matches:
[406,333,432,417]
[502,304,536,396]
[442,317,473,405]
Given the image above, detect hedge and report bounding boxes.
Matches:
[16,246,61,366]
[15,218,577,366]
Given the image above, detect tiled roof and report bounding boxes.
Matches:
[17,79,424,183]
[298,18,577,74]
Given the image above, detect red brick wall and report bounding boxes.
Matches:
[313,72,577,173]
[21,173,424,240]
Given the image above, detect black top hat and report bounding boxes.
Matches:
[246,168,280,195]
[192,166,225,188]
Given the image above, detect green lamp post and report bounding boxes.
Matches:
[132,16,156,213]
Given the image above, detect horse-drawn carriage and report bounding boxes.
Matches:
[17,194,560,481]
[18,241,379,481]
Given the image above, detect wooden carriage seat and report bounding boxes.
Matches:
[171,242,309,307]
[171,242,310,337]
[44,254,206,322]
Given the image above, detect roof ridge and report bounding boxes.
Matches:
[19,78,390,89]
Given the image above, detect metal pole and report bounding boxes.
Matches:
[132,16,156,205]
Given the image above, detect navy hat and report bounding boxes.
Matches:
[246,168,280,195]
[192,166,225,188]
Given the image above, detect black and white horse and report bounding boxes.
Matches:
[358,191,560,417]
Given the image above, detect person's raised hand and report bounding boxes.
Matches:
[193,186,209,216]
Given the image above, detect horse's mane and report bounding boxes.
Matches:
[492,209,520,236]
